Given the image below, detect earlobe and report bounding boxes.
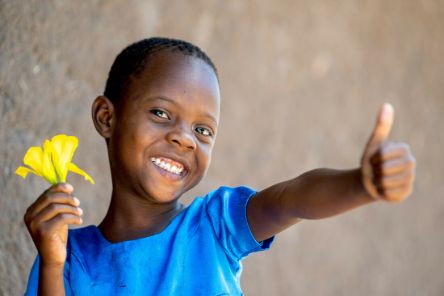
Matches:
[91,95,115,139]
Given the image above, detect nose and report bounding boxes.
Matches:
[166,127,197,151]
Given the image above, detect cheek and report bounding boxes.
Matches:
[113,127,149,165]
[198,145,213,171]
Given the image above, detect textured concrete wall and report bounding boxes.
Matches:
[1,1,443,295]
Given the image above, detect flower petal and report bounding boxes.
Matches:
[15,166,41,179]
[42,140,58,184]
[68,162,95,185]
[23,146,44,175]
[51,134,78,183]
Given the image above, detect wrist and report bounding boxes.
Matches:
[40,260,65,273]
[354,168,377,203]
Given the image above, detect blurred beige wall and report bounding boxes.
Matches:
[1,1,443,295]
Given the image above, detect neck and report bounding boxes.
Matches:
[98,188,184,243]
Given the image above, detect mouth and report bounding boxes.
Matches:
[150,156,186,176]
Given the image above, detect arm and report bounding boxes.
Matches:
[247,103,416,242]
[38,264,65,296]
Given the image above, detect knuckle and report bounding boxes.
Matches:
[48,203,59,212]
[46,184,60,193]
[59,213,69,220]
[25,204,33,214]
[28,219,38,232]
[52,213,65,224]
[399,142,410,151]
[24,212,31,224]
[405,158,416,169]
[41,193,52,203]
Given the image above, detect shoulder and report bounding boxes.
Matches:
[181,185,256,221]
[203,185,257,216]
[207,185,256,197]
[204,185,257,206]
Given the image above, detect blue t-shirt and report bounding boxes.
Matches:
[25,186,274,295]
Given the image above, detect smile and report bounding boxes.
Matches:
[150,157,185,175]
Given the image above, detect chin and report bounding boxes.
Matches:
[145,185,184,204]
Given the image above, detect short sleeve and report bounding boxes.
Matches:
[24,255,73,296]
[204,186,275,261]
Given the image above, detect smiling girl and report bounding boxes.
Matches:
[24,37,415,295]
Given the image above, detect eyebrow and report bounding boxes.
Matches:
[142,96,218,125]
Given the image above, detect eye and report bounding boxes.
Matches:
[195,126,213,137]
[150,109,170,119]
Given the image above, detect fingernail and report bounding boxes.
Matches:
[79,218,83,224]
[381,103,394,121]
[78,207,83,215]
[73,197,80,206]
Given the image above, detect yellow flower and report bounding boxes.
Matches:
[15,134,95,185]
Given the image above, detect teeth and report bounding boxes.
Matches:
[150,157,184,175]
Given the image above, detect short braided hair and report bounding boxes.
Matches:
[103,37,218,105]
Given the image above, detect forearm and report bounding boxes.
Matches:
[38,263,65,296]
[276,168,375,219]
[247,167,375,242]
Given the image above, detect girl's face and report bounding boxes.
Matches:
[108,52,220,204]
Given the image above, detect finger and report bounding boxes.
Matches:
[27,183,74,212]
[370,142,411,164]
[373,155,416,176]
[46,183,74,195]
[365,103,394,149]
[375,171,415,189]
[33,204,83,224]
[26,192,80,221]
[43,213,83,232]
[379,184,413,203]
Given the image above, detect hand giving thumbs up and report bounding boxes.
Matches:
[361,103,416,202]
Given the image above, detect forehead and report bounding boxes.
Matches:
[123,52,220,122]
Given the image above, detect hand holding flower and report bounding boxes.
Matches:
[17,134,93,278]
[24,183,83,267]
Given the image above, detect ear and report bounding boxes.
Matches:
[91,95,115,139]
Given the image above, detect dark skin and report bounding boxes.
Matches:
[24,52,416,295]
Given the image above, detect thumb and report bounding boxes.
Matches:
[365,103,394,150]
